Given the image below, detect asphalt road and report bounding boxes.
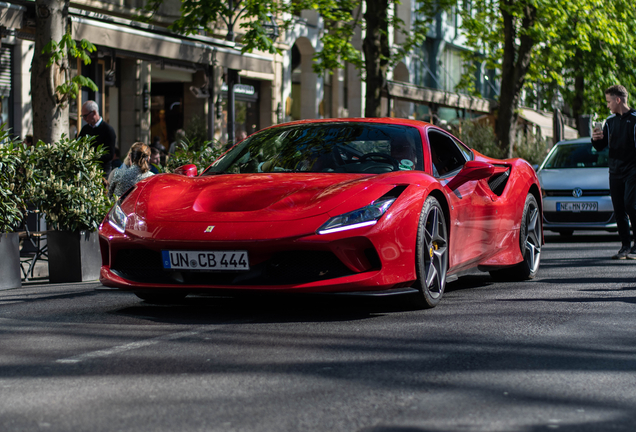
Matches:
[1,232,636,432]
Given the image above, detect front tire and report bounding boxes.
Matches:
[490,193,541,281]
[413,196,449,308]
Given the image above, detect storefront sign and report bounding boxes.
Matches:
[221,83,256,96]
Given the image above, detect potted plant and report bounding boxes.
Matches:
[31,136,113,283]
[0,129,33,289]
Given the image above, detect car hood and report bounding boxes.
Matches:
[538,167,609,190]
[135,173,402,222]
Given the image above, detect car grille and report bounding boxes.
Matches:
[544,189,609,197]
[543,211,614,224]
[111,248,358,286]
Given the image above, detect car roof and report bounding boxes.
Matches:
[267,117,434,129]
[554,137,592,146]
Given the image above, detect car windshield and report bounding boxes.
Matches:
[542,142,609,169]
[203,123,424,175]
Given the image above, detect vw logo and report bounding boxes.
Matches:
[572,188,583,198]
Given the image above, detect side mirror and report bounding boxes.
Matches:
[174,164,198,177]
[445,160,495,190]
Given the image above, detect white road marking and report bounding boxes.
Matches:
[55,324,237,364]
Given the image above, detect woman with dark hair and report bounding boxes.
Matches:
[108,142,154,198]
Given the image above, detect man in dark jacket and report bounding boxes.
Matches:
[78,100,117,176]
[592,85,636,259]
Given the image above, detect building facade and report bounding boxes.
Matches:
[0,0,495,157]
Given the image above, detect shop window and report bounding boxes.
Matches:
[151,82,185,148]
[220,78,260,144]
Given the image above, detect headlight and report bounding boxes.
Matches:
[107,186,137,233]
[108,201,128,233]
[317,197,397,235]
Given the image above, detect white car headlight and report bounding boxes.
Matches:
[317,197,397,235]
[108,201,128,233]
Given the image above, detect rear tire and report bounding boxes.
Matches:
[413,196,449,308]
[490,193,541,281]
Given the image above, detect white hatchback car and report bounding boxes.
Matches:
[537,137,616,235]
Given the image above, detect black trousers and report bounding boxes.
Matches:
[609,170,636,247]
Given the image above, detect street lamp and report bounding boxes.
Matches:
[262,14,280,40]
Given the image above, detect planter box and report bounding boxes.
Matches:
[0,232,21,290]
[47,230,101,283]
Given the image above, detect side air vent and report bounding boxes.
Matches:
[488,169,510,196]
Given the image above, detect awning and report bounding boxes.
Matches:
[0,2,24,29]
[387,80,492,113]
[518,107,578,140]
[70,16,273,74]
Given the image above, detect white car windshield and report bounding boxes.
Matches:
[543,143,609,169]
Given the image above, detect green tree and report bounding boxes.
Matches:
[293,0,429,118]
[420,0,636,154]
[427,0,569,156]
[31,0,70,146]
[533,0,636,122]
[139,0,285,54]
[32,0,100,145]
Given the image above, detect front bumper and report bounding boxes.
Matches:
[98,207,421,294]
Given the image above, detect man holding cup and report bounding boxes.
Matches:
[592,85,636,259]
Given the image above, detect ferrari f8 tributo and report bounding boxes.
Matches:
[99,118,542,307]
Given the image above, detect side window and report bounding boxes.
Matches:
[452,137,473,162]
[428,130,469,178]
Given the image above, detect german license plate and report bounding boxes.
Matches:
[556,202,598,212]
[162,250,249,271]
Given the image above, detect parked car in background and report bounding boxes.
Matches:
[537,137,615,235]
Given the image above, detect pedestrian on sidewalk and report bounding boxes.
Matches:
[592,85,636,259]
[108,142,154,199]
[78,100,117,176]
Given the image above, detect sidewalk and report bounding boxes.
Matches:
[20,259,49,283]
[19,260,113,290]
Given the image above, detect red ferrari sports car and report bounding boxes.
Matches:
[99,118,542,308]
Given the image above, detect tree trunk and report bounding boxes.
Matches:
[571,51,586,131]
[495,1,537,157]
[363,0,390,118]
[32,0,69,145]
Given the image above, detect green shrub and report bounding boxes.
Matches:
[513,134,549,166]
[455,120,506,159]
[454,119,549,165]
[30,136,113,232]
[164,138,224,174]
[0,129,36,233]
[183,115,209,146]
